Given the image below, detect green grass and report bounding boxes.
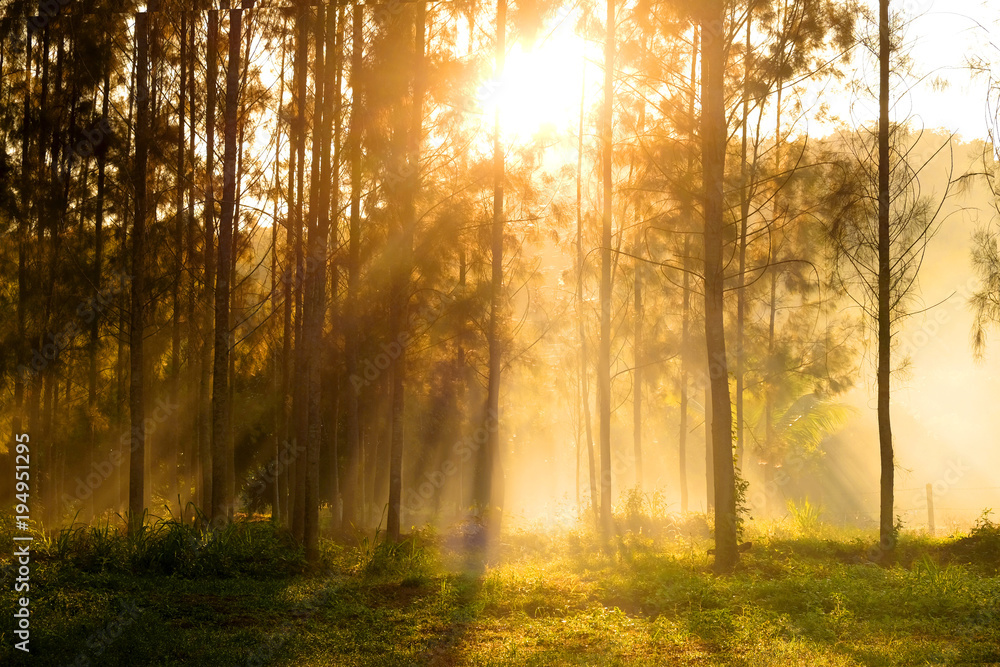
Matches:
[2,513,999,666]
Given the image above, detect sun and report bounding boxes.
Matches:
[477,20,591,144]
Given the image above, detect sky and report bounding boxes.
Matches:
[897,0,998,141]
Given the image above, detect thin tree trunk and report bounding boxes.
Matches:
[328,5,346,534]
[877,0,894,553]
[87,38,111,521]
[280,15,295,526]
[388,1,426,542]
[735,11,752,472]
[679,29,698,517]
[11,24,31,503]
[211,6,242,526]
[765,270,776,518]
[200,9,219,518]
[271,20,287,524]
[598,0,615,536]
[169,10,187,514]
[186,13,198,519]
[702,0,738,571]
[575,56,598,522]
[341,3,364,531]
[679,234,691,514]
[476,0,507,540]
[291,6,308,542]
[631,38,647,492]
[129,10,150,533]
[304,3,332,560]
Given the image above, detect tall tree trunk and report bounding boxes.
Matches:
[388,1,427,542]
[87,38,111,521]
[877,0,894,553]
[271,20,288,524]
[211,5,242,526]
[632,260,642,491]
[169,10,187,514]
[304,3,334,560]
[735,11,752,472]
[678,28,698,517]
[598,0,615,536]
[280,15,296,526]
[575,56,598,522]
[186,13,198,519]
[679,234,691,514]
[764,270,776,518]
[341,3,364,531]
[200,9,219,517]
[705,383,713,511]
[631,38,647,492]
[476,0,507,540]
[296,4,323,542]
[291,6,309,542]
[11,24,31,507]
[701,0,738,571]
[328,5,346,533]
[129,10,150,533]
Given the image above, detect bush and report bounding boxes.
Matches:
[943,509,1000,572]
[39,513,306,578]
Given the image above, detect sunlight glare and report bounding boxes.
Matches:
[477,22,587,144]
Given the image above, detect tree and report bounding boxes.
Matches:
[386,1,427,543]
[200,7,219,517]
[826,2,950,556]
[211,5,242,526]
[475,0,508,541]
[575,52,598,522]
[598,0,615,538]
[341,2,365,531]
[304,0,340,562]
[701,0,739,571]
[129,9,151,532]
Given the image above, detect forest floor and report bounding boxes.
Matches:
[2,511,1000,666]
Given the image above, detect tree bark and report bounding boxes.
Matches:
[128,10,150,533]
[476,0,507,540]
[678,25,698,517]
[877,0,894,553]
[211,6,242,526]
[598,0,615,537]
[291,6,308,542]
[735,11,752,472]
[186,13,198,520]
[575,56,598,522]
[200,9,219,518]
[341,3,365,531]
[11,24,31,509]
[388,1,427,542]
[701,0,738,571]
[169,10,187,514]
[87,35,111,521]
[305,2,336,560]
